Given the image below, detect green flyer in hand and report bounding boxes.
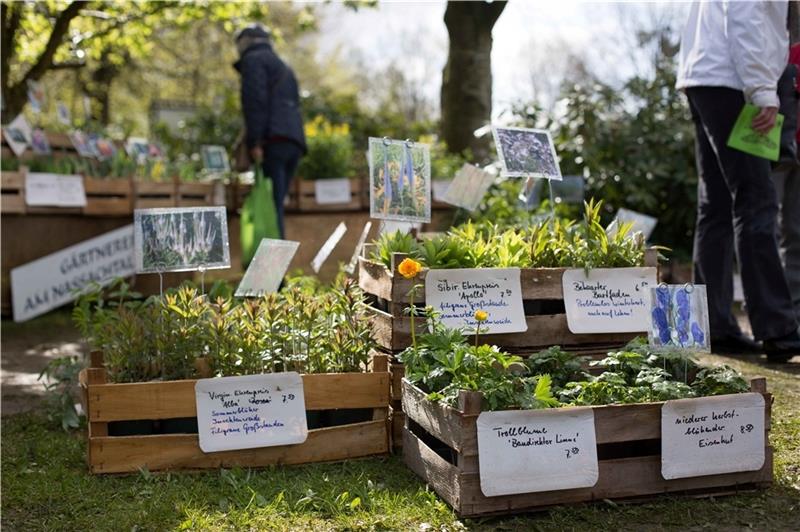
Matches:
[726,103,783,162]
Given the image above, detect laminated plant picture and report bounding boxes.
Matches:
[3,114,32,156]
[125,137,150,163]
[201,145,230,172]
[68,130,96,157]
[27,79,45,113]
[649,284,710,351]
[368,137,431,223]
[520,175,584,208]
[30,128,51,155]
[134,206,230,273]
[235,238,299,297]
[493,126,562,180]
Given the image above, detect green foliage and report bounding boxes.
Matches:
[73,277,376,383]
[37,355,86,431]
[692,366,750,397]
[371,199,647,270]
[525,346,588,390]
[297,116,354,180]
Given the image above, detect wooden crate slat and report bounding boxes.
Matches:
[402,425,462,507]
[88,372,391,422]
[84,178,131,194]
[402,379,473,454]
[90,419,389,474]
[1,169,27,214]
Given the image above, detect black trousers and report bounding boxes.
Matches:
[262,141,302,239]
[687,87,798,340]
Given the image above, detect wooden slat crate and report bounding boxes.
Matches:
[83,178,133,216]
[79,352,392,474]
[133,180,178,209]
[177,182,219,207]
[402,378,772,518]
[295,178,364,212]
[1,168,26,214]
[358,244,659,356]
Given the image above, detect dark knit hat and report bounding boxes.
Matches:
[235,23,272,42]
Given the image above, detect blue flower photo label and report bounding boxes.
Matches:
[648,284,710,352]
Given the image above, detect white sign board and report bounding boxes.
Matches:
[11,225,135,322]
[662,393,765,479]
[477,408,598,496]
[441,163,495,211]
[562,267,657,334]
[195,372,308,453]
[235,239,300,297]
[25,173,87,207]
[314,178,352,205]
[311,221,347,273]
[425,268,527,334]
[611,208,658,241]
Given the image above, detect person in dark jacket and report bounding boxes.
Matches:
[234,23,306,238]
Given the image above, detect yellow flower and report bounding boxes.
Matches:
[397,258,423,279]
[474,310,488,322]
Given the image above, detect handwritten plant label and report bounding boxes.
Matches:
[235,239,299,297]
[195,373,308,453]
[311,221,347,273]
[25,173,87,207]
[314,178,352,205]
[425,268,527,334]
[562,267,657,334]
[477,408,598,496]
[441,163,495,211]
[661,393,765,479]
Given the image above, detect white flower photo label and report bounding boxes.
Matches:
[195,373,308,453]
[314,178,352,205]
[25,173,87,207]
[661,393,765,480]
[562,267,657,334]
[310,221,347,273]
[441,163,495,211]
[235,239,300,297]
[424,268,527,334]
[477,408,598,496]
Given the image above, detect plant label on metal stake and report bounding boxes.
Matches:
[310,222,347,274]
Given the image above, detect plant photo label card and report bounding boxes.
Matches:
[562,267,657,334]
[368,137,431,223]
[344,221,373,275]
[56,101,71,126]
[310,221,347,273]
[661,393,765,479]
[3,114,32,156]
[235,239,299,297]
[201,145,230,172]
[610,208,658,241]
[195,372,308,453]
[134,206,230,274]
[493,126,562,180]
[30,128,51,155]
[648,284,710,352]
[425,268,527,334]
[441,163,495,211]
[477,407,598,496]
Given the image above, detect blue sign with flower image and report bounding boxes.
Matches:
[649,284,710,351]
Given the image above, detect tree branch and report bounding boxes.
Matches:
[1,2,23,90]
[22,0,90,84]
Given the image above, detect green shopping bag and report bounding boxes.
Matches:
[240,167,280,269]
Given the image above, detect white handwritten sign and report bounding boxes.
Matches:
[477,408,598,496]
[442,164,495,211]
[661,393,765,479]
[11,225,135,322]
[314,178,352,205]
[425,268,527,334]
[195,373,308,453]
[25,173,87,207]
[311,221,347,273]
[562,267,657,334]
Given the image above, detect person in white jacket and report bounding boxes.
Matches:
[677,0,800,360]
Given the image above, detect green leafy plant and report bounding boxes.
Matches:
[38,355,86,430]
[297,116,354,180]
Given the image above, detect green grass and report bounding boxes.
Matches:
[3,354,800,531]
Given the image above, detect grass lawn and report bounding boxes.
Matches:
[2,353,800,531]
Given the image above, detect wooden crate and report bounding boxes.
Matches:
[295,178,364,212]
[79,352,392,474]
[1,168,26,214]
[134,180,178,209]
[402,378,772,518]
[83,178,133,216]
[177,182,219,207]
[358,244,659,356]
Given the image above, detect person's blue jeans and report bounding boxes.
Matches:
[262,141,302,239]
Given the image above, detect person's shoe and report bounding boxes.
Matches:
[710,333,762,354]
[764,329,800,363]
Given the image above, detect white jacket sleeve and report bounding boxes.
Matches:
[726,0,788,108]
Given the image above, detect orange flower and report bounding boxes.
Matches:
[397,258,422,279]
[474,310,488,322]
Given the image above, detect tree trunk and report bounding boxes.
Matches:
[440,0,507,162]
[790,0,800,43]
